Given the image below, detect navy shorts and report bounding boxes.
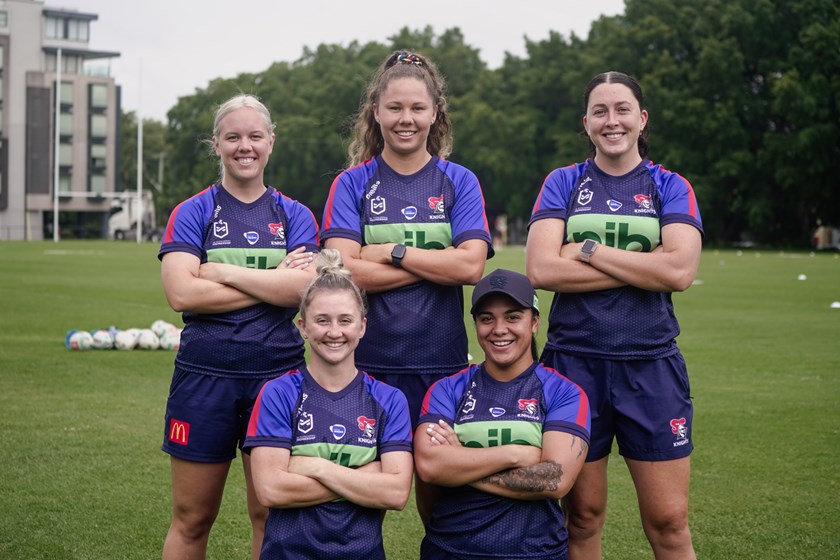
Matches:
[161,368,276,462]
[541,350,694,462]
[368,372,446,428]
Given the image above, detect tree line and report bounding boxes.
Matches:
[121,0,839,247]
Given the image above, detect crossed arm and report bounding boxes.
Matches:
[526,219,701,294]
[324,237,487,293]
[160,247,315,313]
[414,420,588,501]
[250,447,413,511]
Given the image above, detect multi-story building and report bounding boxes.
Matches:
[0,0,120,240]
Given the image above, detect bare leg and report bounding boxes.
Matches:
[162,457,231,560]
[626,457,695,560]
[242,452,268,560]
[564,457,609,560]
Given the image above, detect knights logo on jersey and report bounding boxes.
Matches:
[670,417,689,447]
[518,398,539,417]
[577,188,594,207]
[371,196,386,215]
[634,194,652,209]
[357,416,376,438]
[213,220,229,238]
[269,222,285,242]
[428,194,445,214]
[297,411,313,434]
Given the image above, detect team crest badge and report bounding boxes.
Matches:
[297,411,313,434]
[213,220,229,238]
[357,416,376,438]
[269,222,285,241]
[670,417,687,440]
[518,399,538,416]
[371,196,386,215]
[634,194,652,209]
[428,194,444,213]
[577,188,594,206]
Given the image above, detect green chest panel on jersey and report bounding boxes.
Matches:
[364,222,453,250]
[455,420,543,449]
[206,247,286,269]
[292,441,377,468]
[566,214,661,252]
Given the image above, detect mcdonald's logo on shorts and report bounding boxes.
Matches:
[169,419,190,445]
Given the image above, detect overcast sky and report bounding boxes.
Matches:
[52,0,625,122]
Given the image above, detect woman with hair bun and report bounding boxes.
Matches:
[159,94,319,559]
[526,71,702,559]
[244,249,414,560]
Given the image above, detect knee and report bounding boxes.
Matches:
[171,506,218,541]
[644,509,691,546]
[249,503,268,528]
[565,503,607,539]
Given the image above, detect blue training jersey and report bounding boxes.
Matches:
[244,368,412,560]
[321,156,493,376]
[159,184,320,378]
[529,159,703,359]
[419,363,590,559]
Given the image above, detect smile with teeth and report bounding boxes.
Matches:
[491,340,514,347]
[396,131,416,137]
[604,133,624,139]
[237,157,255,164]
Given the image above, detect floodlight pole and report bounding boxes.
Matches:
[136,64,143,243]
[52,48,62,242]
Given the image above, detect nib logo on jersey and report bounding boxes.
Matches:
[670,417,689,447]
[357,416,377,444]
[329,424,346,440]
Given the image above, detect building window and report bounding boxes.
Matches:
[59,173,72,193]
[45,15,89,42]
[89,84,107,109]
[90,143,107,169]
[59,111,73,136]
[57,80,73,105]
[90,114,107,139]
[0,11,8,28]
[90,173,106,194]
[45,16,62,39]
[59,143,73,166]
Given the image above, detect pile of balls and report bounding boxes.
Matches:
[65,320,182,351]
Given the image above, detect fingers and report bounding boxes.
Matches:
[282,251,315,269]
[426,419,458,446]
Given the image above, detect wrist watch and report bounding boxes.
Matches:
[391,244,407,267]
[580,239,599,263]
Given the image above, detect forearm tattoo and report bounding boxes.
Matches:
[481,460,564,493]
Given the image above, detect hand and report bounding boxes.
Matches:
[198,261,232,283]
[281,246,315,269]
[425,420,460,446]
[359,243,394,265]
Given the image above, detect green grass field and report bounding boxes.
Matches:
[0,241,838,559]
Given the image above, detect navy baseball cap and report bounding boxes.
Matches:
[470,269,539,315]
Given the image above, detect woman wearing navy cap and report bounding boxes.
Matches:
[414,269,591,560]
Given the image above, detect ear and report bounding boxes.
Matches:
[582,115,589,135]
[297,316,307,339]
[359,317,367,339]
[531,314,540,335]
[212,136,221,157]
[373,106,380,124]
[640,109,649,132]
[268,132,276,154]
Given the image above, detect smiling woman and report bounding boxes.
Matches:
[243,249,413,560]
[157,94,320,560]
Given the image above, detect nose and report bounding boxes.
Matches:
[398,109,413,124]
[238,137,252,151]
